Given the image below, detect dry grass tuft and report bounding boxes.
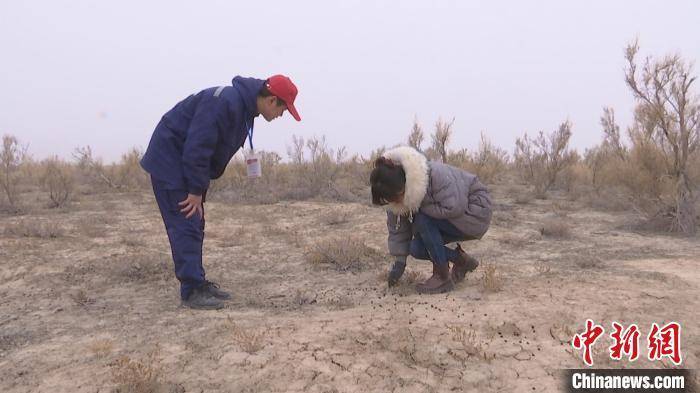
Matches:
[110,346,163,393]
[403,270,425,285]
[4,219,64,239]
[225,317,267,354]
[292,289,317,307]
[448,325,494,362]
[261,223,286,238]
[534,261,552,275]
[321,210,351,226]
[324,294,354,310]
[449,326,481,357]
[113,253,169,283]
[574,255,604,269]
[499,233,531,247]
[75,215,113,238]
[398,331,418,364]
[121,229,146,248]
[376,268,389,283]
[539,218,572,239]
[88,338,114,358]
[514,193,534,205]
[70,289,95,307]
[482,263,503,293]
[306,236,384,272]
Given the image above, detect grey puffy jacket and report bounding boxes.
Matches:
[381,146,492,257]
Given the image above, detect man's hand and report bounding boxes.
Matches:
[179,193,203,219]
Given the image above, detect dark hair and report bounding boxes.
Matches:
[370,157,406,205]
[259,82,286,107]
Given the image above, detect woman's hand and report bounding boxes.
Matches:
[388,259,407,286]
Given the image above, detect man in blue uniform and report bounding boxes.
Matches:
[141,75,301,310]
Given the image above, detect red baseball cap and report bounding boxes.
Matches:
[266,74,301,121]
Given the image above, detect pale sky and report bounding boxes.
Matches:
[1,1,699,162]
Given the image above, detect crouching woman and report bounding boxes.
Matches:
[370,146,492,294]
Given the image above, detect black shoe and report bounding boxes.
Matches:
[181,287,224,310]
[387,261,407,287]
[203,280,232,300]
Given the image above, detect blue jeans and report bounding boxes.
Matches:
[410,212,471,267]
[151,176,206,300]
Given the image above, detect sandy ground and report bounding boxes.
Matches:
[1,184,698,392]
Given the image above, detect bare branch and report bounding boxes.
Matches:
[407,117,424,151]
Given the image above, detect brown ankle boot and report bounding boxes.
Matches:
[452,244,479,283]
[416,263,454,294]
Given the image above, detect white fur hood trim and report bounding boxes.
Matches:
[382,146,429,215]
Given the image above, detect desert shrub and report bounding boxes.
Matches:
[585,41,700,235]
[584,145,609,194]
[40,156,75,208]
[446,148,469,168]
[559,159,591,199]
[73,146,148,192]
[469,133,509,184]
[624,42,699,234]
[623,133,673,207]
[407,117,424,151]
[357,146,388,190]
[689,151,700,190]
[113,147,149,190]
[0,134,27,211]
[209,150,285,204]
[211,136,368,204]
[73,145,117,190]
[407,119,508,184]
[585,108,700,232]
[448,132,509,184]
[289,135,345,197]
[514,121,577,197]
[425,118,454,162]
